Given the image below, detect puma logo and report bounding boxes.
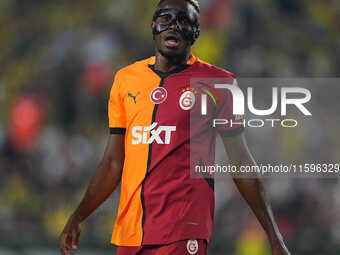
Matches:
[128,92,140,104]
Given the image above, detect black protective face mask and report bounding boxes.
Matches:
[152,8,199,44]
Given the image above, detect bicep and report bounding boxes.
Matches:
[221,133,254,165]
[101,134,125,176]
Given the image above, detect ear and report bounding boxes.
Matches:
[194,28,200,40]
[151,22,156,40]
[192,28,200,44]
[151,21,157,31]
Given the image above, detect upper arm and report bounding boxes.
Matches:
[108,71,126,135]
[221,132,254,166]
[214,76,250,163]
[106,71,126,173]
[221,133,247,162]
[101,133,125,178]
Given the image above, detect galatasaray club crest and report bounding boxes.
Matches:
[179,88,196,110]
[186,239,199,254]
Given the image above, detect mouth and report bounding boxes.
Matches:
[164,34,181,48]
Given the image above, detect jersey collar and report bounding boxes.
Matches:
[147,54,197,66]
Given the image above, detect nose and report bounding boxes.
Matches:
[168,19,180,31]
[169,23,176,29]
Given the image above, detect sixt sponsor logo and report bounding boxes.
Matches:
[132,122,176,144]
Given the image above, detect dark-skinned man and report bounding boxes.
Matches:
[59,0,291,254]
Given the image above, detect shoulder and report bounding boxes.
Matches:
[192,59,236,79]
[115,56,154,78]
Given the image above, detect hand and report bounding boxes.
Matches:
[271,242,291,255]
[59,216,82,255]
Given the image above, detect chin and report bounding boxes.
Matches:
[159,46,185,58]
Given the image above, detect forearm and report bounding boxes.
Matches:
[224,134,284,246]
[233,176,283,245]
[71,158,123,222]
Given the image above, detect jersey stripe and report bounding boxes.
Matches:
[141,77,164,243]
[110,127,126,134]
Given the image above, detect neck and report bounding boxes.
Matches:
[154,50,190,73]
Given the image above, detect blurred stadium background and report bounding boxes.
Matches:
[1,0,340,254]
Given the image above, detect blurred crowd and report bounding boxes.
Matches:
[1,0,340,254]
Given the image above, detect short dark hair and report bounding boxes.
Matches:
[157,0,200,13]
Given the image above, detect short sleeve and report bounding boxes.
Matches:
[215,78,245,137]
[108,71,126,134]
